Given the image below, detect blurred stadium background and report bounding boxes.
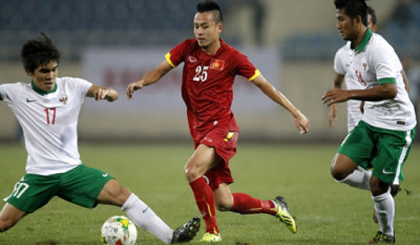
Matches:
[1,0,419,143]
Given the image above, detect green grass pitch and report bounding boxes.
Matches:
[0,143,419,244]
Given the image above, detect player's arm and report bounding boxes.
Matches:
[359,100,365,114]
[329,72,345,129]
[401,69,410,93]
[126,60,173,99]
[322,82,397,106]
[87,85,119,102]
[251,74,310,134]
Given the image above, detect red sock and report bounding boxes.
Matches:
[189,177,219,234]
[231,193,277,215]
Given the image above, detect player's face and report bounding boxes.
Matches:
[336,9,356,41]
[194,12,222,49]
[29,61,59,92]
[367,14,377,32]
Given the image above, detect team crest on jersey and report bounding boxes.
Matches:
[362,63,368,71]
[188,56,197,63]
[361,57,368,72]
[59,96,68,105]
[210,59,225,71]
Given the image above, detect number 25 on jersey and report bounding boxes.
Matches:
[193,65,209,82]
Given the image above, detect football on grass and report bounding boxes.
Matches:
[101,215,137,245]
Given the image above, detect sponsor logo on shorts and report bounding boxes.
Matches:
[102,173,108,177]
[204,137,213,143]
[142,206,149,213]
[26,99,37,103]
[382,169,394,175]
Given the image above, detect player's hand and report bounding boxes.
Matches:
[93,87,118,101]
[328,104,338,129]
[294,112,310,134]
[322,88,349,106]
[92,87,107,101]
[126,81,144,100]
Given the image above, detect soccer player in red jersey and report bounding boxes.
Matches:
[126,0,310,242]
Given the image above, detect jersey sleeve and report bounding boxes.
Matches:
[234,52,260,81]
[370,45,397,84]
[0,83,24,104]
[165,40,189,68]
[63,77,93,100]
[396,56,403,72]
[334,48,346,75]
[76,78,93,98]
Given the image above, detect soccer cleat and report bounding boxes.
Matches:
[368,231,395,244]
[199,232,222,242]
[171,216,201,244]
[273,196,297,234]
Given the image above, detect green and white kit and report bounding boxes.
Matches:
[338,29,417,184]
[0,77,91,175]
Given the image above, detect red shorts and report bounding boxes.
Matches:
[194,128,239,191]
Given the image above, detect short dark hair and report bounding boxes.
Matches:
[197,0,223,23]
[367,6,377,25]
[334,0,368,26]
[20,32,60,74]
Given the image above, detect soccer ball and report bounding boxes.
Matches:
[101,215,137,245]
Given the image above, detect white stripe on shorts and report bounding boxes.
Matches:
[393,130,412,185]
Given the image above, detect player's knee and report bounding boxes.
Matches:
[331,154,359,181]
[184,165,202,182]
[214,200,232,212]
[0,220,15,233]
[370,185,382,196]
[184,166,193,179]
[331,167,348,181]
[370,177,389,196]
[330,159,350,181]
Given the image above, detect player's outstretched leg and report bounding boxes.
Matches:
[273,196,297,234]
[368,231,395,244]
[171,217,201,244]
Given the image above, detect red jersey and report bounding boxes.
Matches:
[165,39,260,138]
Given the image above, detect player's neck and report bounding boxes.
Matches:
[351,27,368,50]
[201,40,221,55]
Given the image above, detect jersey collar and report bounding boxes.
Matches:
[351,28,373,52]
[31,80,58,95]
